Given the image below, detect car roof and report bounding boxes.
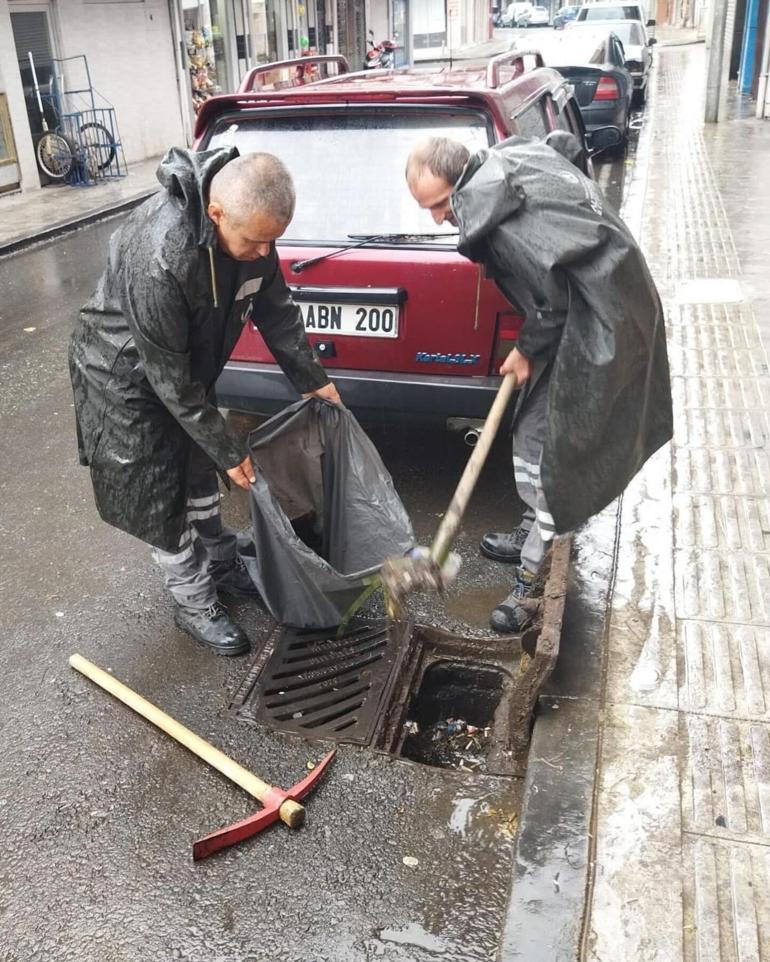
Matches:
[518,28,614,62]
[568,18,644,39]
[571,16,640,24]
[194,61,569,140]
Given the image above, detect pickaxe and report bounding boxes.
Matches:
[69,653,335,860]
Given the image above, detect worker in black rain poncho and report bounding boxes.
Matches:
[69,148,339,656]
[407,136,672,633]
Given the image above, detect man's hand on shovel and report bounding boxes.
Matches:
[500,346,533,386]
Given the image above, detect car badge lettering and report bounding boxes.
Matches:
[415,352,481,366]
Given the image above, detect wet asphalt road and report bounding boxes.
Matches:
[0,145,630,960]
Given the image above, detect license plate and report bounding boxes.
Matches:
[298,301,399,339]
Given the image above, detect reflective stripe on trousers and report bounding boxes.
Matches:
[151,453,237,610]
[513,361,557,575]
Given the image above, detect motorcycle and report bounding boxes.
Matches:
[363,30,398,70]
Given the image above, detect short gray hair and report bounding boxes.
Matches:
[210,152,295,224]
[406,137,470,186]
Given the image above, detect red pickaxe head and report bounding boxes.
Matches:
[193,748,337,860]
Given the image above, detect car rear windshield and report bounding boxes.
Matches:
[579,5,641,20]
[528,31,608,65]
[602,21,643,44]
[206,108,492,243]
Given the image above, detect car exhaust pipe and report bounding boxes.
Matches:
[464,427,481,447]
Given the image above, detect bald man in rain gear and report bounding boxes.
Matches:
[70,149,338,656]
[407,135,672,632]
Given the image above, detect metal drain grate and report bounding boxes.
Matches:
[231,619,406,745]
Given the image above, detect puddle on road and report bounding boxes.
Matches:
[443,583,511,627]
[447,794,519,840]
[378,922,449,954]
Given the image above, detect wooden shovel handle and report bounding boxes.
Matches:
[431,372,518,565]
[69,654,304,828]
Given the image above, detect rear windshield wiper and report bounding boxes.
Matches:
[290,232,459,274]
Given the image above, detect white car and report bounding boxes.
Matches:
[569,18,656,103]
[528,5,552,26]
[574,2,656,30]
[504,1,535,26]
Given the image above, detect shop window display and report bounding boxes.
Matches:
[184,4,228,112]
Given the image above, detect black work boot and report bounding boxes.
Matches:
[210,555,260,599]
[174,602,250,656]
[490,567,537,633]
[480,525,529,564]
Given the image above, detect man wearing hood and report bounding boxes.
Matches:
[407,136,672,633]
[69,148,338,656]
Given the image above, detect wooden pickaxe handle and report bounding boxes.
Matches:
[69,653,304,828]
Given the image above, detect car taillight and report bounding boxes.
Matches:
[493,311,525,371]
[593,75,620,100]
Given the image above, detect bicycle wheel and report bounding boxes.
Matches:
[36,132,75,180]
[79,122,117,172]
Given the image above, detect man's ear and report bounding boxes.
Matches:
[207,201,224,226]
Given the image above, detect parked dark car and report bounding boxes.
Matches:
[519,28,633,146]
[553,4,580,29]
[572,18,656,103]
[193,53,598,423]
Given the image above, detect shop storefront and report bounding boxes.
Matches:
[177,0,338,116]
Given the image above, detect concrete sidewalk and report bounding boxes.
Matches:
[582,45,770,961]
[0,155,160,256]
[414,31,512,64]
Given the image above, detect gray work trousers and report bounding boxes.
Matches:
[513,362,557,575]
[151,452,237,610]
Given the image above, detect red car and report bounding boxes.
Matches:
[194,53,593,423]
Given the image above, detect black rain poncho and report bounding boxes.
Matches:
[68,147,329,550]
[452,137,673,534]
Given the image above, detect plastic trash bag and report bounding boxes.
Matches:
[238,398,414,628]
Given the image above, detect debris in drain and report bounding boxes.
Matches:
[403,717,493,772]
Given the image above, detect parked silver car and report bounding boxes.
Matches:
[570,19,656,103]
[573,2,656,30]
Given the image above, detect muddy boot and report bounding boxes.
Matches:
[490,567,537,633]
[479,525,529,563]
[174,602,250,656]
[210,555,260,599]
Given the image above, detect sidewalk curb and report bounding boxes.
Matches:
[0,189,157,258]
[497,510,617,961]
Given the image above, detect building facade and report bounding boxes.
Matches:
[1,0,187,192]
[0,0,489,195]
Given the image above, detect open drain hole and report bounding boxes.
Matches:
[400,661,504,772]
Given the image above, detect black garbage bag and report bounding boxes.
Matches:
[238,399,414,629]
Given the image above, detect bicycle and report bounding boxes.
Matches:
[29,53,118,183]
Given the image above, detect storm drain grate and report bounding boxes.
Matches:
[231,537,572,770]
[231,619,406,745]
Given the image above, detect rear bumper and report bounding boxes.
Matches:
[217,361,502,419]
[582,103,627,132]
